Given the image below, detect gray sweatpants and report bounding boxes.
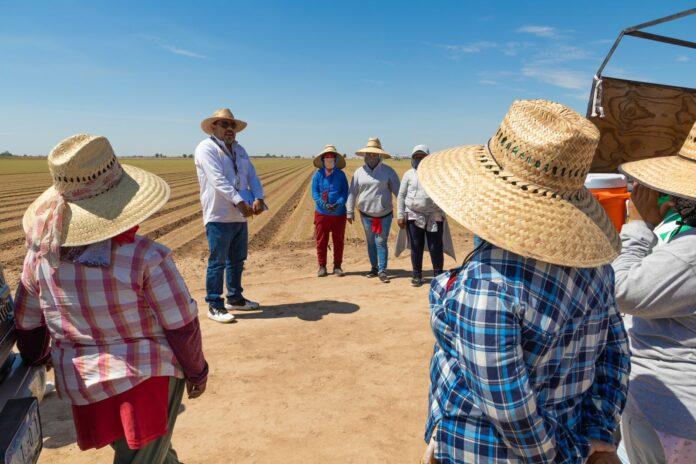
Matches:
[111,377,185,464]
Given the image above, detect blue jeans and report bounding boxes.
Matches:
[205,222,248,308]
[360,213,392,273]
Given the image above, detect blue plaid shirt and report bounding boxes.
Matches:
[426,243,630,463]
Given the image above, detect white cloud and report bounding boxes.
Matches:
[161,45,207,59]
[532,44,594,64]
[501,41,534,56]
[517,25,559,38]
[676,55,690,62]
[521,66,588,90]
[440,41,498,56]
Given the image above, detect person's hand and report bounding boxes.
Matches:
[236,201,254,217]
[347,217,353,224]
[252,199,266,215]
[586,451,621,464]
[630,182,665,227]
[186,380,206,399]
[421,438,437,464]
[397,218,406,229]
[589,440,616,454]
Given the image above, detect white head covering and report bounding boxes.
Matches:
[411,145,430,157]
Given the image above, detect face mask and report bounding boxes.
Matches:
[412,158,423,170]
[671,196,696,227]
[365,154,380,169]
[324,158,336,170]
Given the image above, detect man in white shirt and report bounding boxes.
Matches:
[194,108,265,323]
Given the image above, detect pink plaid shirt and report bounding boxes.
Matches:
[14,236,198,405]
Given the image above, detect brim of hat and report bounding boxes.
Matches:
[313,152,346,169]
[23,165,171,247]
[619,155,696,201]
[418,144,621,267]
[201,117,248,135]
[356,148,391,158]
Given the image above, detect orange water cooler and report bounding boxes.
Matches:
[585,174,630,231]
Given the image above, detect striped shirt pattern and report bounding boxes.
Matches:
[426,243,630,463]
[14,236,198,405]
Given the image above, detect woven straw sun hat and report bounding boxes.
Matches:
[418,99,621,267]
[356,137,391,159]
[201,108,248,135]
[313,144,346,169]
[23,134,170,246]
[619,121,696,200]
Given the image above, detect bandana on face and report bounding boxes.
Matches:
[323,157,336,170]
[365,154,380,169]
[412,157,423,170]
[672,196,696,227]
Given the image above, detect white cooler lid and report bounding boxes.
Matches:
[585,173,627,189]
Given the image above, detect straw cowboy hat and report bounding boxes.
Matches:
[313,144,346,169]
[356,137,391,158]
[418,99,621,267]
[23,134,170,248]
[619,121,696,200]
[201,108,248,135]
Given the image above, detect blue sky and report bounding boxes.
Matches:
[1,0,695,157]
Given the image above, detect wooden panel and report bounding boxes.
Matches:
[589,77,696,172]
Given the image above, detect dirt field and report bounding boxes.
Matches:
[0,157,472,463]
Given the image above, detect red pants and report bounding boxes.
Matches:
[315,212,346,268]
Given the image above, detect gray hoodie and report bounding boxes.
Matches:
[346,162,400,219]
[612,220,696,440]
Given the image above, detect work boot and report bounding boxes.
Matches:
[333,267,345,277]
[318,266,328,277]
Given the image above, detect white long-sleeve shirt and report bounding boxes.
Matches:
[194,136,264,224]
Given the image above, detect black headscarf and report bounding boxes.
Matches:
[671,196,696,227]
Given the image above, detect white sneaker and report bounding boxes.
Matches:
[225,298,260,311]
[207,306,236,323]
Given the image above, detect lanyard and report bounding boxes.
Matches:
[211,137,240,189]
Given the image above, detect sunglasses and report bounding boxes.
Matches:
[215,120,236,130]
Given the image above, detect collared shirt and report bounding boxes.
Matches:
[426,242,630,463]
[14,236,199,405]
[194,137,264,224]
[345,162,400,219]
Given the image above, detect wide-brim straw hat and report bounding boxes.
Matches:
[23,134,170,247]
[313,144,346,169]
[356,137,391,158]
[418,99,620,267]
[619,122,696,200]
[201,108,248,135]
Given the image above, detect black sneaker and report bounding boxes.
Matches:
[225,298,260,311]
[207,306,235,323]
[378,272,390,283]
[411,277,423,287]
[366,268,379,278]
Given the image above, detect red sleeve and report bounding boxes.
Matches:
[163,318,208,386]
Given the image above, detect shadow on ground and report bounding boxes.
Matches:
[231,300,359,322]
